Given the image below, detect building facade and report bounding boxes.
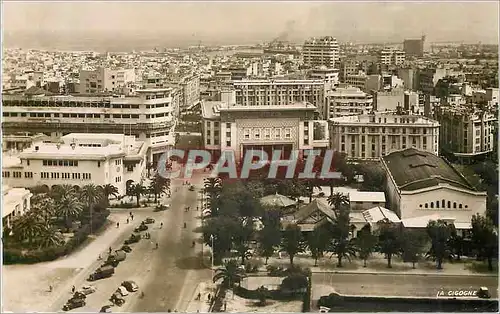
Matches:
[302,36,340,68]
[379,48,406,66]
[201,102,329,161]
[329,113,440,160]
[325,87,373,119]
[434,104,497,160]
[403,36,425,57]
[2,88,177,163]
[1,133,148,196]
[180,73,201,109]
[382,148,486,228]
[2,185,32,230]
[78,67,136,94]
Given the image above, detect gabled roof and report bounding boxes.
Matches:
[294,199,335,223]
[362,206,400,224]
[260,193,296,208]
[382,148,475,192]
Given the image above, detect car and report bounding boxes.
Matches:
[134,223,148,232]
[143,217,155,224]
[79,285,97,295]
[122,280,139,292]
[62,298,86,311]
[154,204,170,212]
[124,234,141,245]
[110,293,125,307]
[188,185,195,191]
[116,286,129,296]
[120,245,132,253]
[100,305,112,313]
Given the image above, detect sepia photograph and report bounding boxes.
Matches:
[1,1,499,313]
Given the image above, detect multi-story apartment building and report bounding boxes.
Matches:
[78,67,136,94]
[345,73,381,92]
[308,67,339,89]
[2,87,177,163]
[179,73,201,109]
[329,113,440,160]
[201,101,329,162]
[325,87,373,119]
[302,36,340,68]
[403,36,425,57]
[418,68,448,94]
[434,104,497,161]
[230,79,326,117]
[2,133,148,196]
[379,49,406,66]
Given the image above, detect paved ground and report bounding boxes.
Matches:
[312,273,499,300]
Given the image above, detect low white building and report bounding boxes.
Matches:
[349,191,386,211]
[2,185,32,229]
[381,148,487,230]
[1,133,148,195]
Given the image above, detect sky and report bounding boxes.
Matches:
[2,1,499,49]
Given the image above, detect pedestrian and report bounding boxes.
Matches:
[156,242,159,249]
[196,206,199,211]
[71,285,75,293]
[116,222,120,228]
[49,285,53,292]
[131,214,134,221]
[224,301,227,311]
[160,222,163,229]
[208,294,211,302]
[129,212,132,217]
[98,254,102,260]
[197,292,201,300]
[109,247,112,254]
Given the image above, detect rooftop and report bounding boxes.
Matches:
[3,185,32,217]
[349,191,386,203]
[201,101,317,119]
[382,148,475,192]
[330,114,440,126]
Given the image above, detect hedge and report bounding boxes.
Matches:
[233,285,304,301]
[3,210,110,264]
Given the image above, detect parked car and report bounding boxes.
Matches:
[102,250,127,267]
[189,185,195,191]
[122,280,139,292]
[116,286,129,296]
[134,223,148,232]
[478,287,491,299]
[110,293,125,307]
[100,305,112,313]
[154,204,170,212]
[88,265,115,281]
[72,291,87,300]
[63,297,86,311]
[79,285,97,295]
[143,217,155,224]
[124,234,141,245]
[121,245,132,253]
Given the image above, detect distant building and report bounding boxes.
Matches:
[308,67,339,89]
[179,73,201,109]
[302,36,340,68]
[329,114,440,160]
[1,133,148,196]
[397,68,419,91]
[381,147,486,230]
[325,87,373,119]
[345,73,381,92]
[78,67,136,94]
[379,48,406,66]
[418,68,448,94]
[372,88,405,112]
[2,185,32,230]
[403,36,425,57]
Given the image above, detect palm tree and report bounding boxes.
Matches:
[55,194,84,228]
[130,183,147,207]
[102,184,119,206]
[30,194,56,222]
[51,184,77,201]
[36,227,64,248]
[327,192,349,211]
[81,184,104,234]
[212,259,247,288]
[149,174,170,203]
[12,212,47,247]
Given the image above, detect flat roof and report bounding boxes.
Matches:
[349,191,386,203]
[61,133,127,143]
[2,155,22,168]
[383,148,475,192]
[220,103,317,112]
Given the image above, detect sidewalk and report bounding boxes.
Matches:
[185,282,217,313]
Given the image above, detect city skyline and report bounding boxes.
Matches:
[2,1,499,51]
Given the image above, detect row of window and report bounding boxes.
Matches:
[115,176,122,183]
[342,135,432,145]
[2,100,140,109]
[43,160,79,167]
[419,201,468,209]
[243,127,292,140]
[40,172,92,180]
[3,112,172,119]
[3,171,33,178]
[340,126,431,135]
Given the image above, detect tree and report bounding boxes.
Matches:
[360,167,386,192]
[426,220,454,270]
[203,216,239,265]
[327,203,356,267]
[306,225,331,266]
[51,184,77,202]
[11,212,46,247]
[213,259,247,288]
[327,192,349,210]
[130,183,146,207]
[377,219,402,268]
[401,229,429,269]
[149,174,170,203]
[80,184,104,233]
[30,194,56,222]
[102,184,119,206]
[55,194,84,228]
[36,227,64,248]
[355,227,378,267]
[280,224,306,266]
[258,209,282,264]
[204,177,222,212]
[471,214,498,271]
[232,218,254,265]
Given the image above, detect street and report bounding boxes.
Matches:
[46,172,211,313]
[312,273,499,299]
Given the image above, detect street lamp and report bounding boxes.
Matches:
[210,234,214,278]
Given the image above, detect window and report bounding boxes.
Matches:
[264,128,271,139]
[442,200,445,208]
[275,128,281,139]
[448,201,451,208]
[453,202,457,209]
[430,202,434,208]
[13,171,22,178]
[244,128,250,139]
[97,161,101,168]
[284,128,291,139]
[226,141,231,147]
[436,201,439,208]
[24,172,33,178]
[254,128,261,139]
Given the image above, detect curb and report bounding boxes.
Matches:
[310,270,498,277]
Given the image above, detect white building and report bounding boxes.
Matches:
[381,148,487,229]
[2,87,177,163]
[1,133,148,196]
[349,191,386,211]
[302,36,340,68]
[78,67,136,94]
[329,113,440,160]
[2,185,32,229]
[326,87,373,119]
[201,101,329,161]
[379,48,406,66]
[308,67,339,89]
